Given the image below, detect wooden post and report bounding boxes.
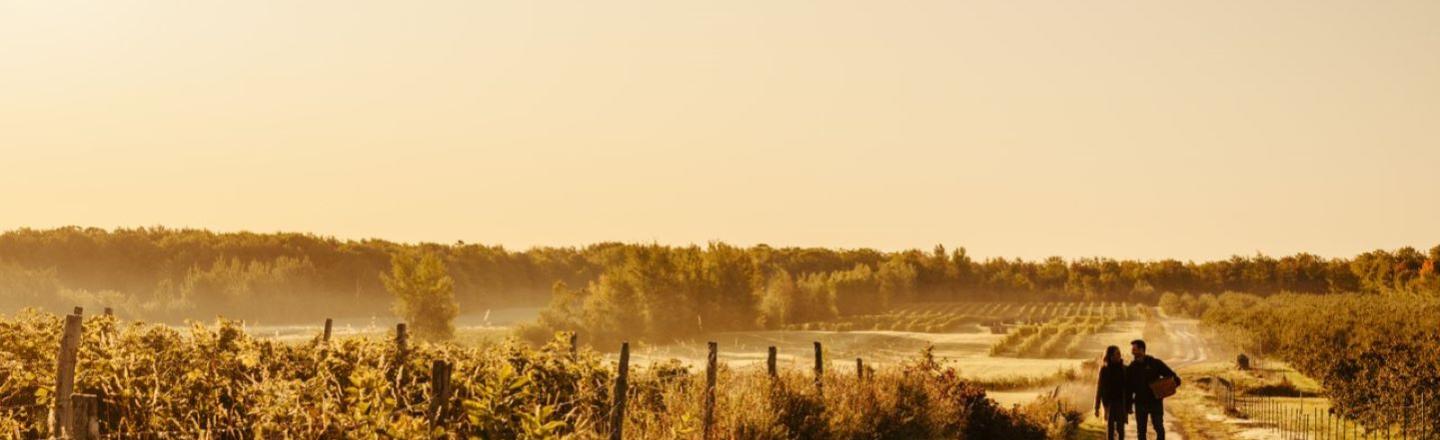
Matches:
[813,341,823,393]
[102,307,113,317]
[53,313,83,437]
[570,332,579,361]
[856,358,864,381]
[610,342,630,440]
[703,341,717,440]
[1422,393,1429,440]
[70,393,98,440]
[429,360,452,425]
[396,323,408,353]
[1402,399,1409,440]
[323,318,333,342]
[766,346,777,378]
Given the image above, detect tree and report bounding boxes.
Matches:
[877,256,917,306]
[757,270,797,328]
[381,252,459,341]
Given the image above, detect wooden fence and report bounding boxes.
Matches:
[26,307,862,439]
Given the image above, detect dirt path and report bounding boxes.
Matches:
[1127,317,1210,440]
[1163,319,1210,366]
[1151,316,1268,440]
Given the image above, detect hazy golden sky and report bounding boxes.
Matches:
[2,0,1437,260]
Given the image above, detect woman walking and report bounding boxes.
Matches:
[1095,345,1130,440]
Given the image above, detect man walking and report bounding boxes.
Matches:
[1127,339,1180,440]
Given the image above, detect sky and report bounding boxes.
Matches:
[2,0,1437,261]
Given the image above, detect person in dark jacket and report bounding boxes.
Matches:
[1093,345,1129,440]
[1127,339,1180,440]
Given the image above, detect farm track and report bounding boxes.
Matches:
[1164,319,1210,366]
[1150,316,1215,440]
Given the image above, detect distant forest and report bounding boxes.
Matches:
[0,227,1436,330]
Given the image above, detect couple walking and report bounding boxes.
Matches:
[1094,339,1182,440]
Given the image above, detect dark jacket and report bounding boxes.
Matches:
[1126,356,1179,408]
[1096,363,1129,421]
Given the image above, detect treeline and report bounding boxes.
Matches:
[1171,292,1439,428]
[523,244,920,343]
[522,243,1440,343]
[0,227,603,322]
[0,227,1437,325]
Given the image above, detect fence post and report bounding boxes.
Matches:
[323,318,333,342]
[856,358,864,381]
[429,360,452,425]
[1418,393,1423,440]
[610,341,630,440]
[1422,392,1429,440]
[766,346,777,378]
[53,312,83,437]
[813,342,823,394]
[570,332,579,361]
[703,341,717,440]
[1403,399,1410,440]
[396,323,408,353]
[71,393,98,440]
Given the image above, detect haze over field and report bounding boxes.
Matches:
[2,2,1439,438]
[3,0,1439,261]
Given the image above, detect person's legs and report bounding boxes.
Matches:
[1134,408,1149,440]
[1107,420,1126,440]
[1149,407,1165,440]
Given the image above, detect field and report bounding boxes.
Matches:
[0,302,1148,438]
[781,302,1138,334]
[628,302,1148,396]
[0,309,1068,439]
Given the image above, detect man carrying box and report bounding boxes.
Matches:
[1127,339,1180,440]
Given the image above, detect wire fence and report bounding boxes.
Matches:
[1205,376,1439,440]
